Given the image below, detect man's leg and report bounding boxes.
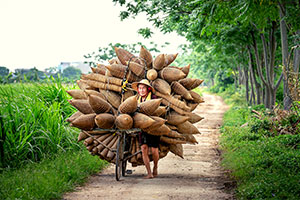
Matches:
[141,144,153,178]
[151,147,159,177]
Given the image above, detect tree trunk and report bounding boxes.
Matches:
[243,67,249,103]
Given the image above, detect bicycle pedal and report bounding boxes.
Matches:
[126,170,133,174]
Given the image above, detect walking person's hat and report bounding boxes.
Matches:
[131,79,155,93]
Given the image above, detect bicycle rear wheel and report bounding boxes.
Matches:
[115,134,124,181]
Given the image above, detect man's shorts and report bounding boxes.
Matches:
[139,132,160,148]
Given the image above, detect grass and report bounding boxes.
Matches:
[220,102,300,199]
[0,149,108,200]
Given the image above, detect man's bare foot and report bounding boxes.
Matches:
[153,167,158,177]
[144,174,154,179]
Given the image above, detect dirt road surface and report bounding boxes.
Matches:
[63,93,234,200]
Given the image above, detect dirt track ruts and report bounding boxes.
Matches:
[63,93,235,200]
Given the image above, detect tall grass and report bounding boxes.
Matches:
[0,78,79,169]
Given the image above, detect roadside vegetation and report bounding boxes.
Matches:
[217,86,300,199]
[0,78,107,200]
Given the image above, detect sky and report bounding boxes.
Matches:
[0,0,188,72]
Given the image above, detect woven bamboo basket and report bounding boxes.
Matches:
[97,134,116,154]
[84,136,94,146]
[105,64,127,78]
[166,124,177,130]
[152,78,171,95]
[151,106,167,116]
[190,91,204,103]
[146,69,158,81]
[68,99,94,114]
[139,98,162,115]
[88,94,112,114]
[85,130,110,135]
[108,57,121,65]
[115,114,133,129]
[81,79,122,93]
[84,90,106,100]
[158,67,186,83]
[169,143,183,158]
[164,130,184,139]
[100,90,121,109]
[71,113,96,131]
[160,136,186,144]
[183,134,198,144]
[106,136,119,160]
[155,91,190,112]
[176,121,200,135]
[123,90,135,100]
[142,116,166,132]
[76,80,95,90]
[187,102,199,111]
[178,78,196,90]
[153,54,165,70]
[78,131,88,142]
[171,81,193,100]
[95,113,115,129]
[66,111,83,123]
[187,113,204,124]
[118,96,138,114]
[67,89,87,99]
[133,112,156,129]
[181,64,190,77]
[166,111,190,125]
[189,79,204,90]
[96,64,107,75]
[164,53,178,67]
[161,99,190,115]
[139,46,153,69]
[100,135,119,159]
[81,73,123,86]
[127,61,145,77]
[114,47,136,65]
[148,124,171,136]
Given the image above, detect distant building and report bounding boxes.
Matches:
[57,62,91,74]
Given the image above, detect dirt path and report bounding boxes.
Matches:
[63,93,234,200]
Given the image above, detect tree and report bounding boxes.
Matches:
[61,66,81,80]
[0,66,9,77]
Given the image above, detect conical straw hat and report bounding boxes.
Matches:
[166,111,190,125]
[153,54,165,70]
[88,94,112,114]
[118,96,138,114]
[169,143,184,159]
[68,99,94,114]
[158,67,186,83]
[67,89,87,99]
[164,53,178,67]
[152,78,171,95]
[71,113,96,131]
[115,114,133,130]
[176,121,200,135]
[146,69,158,81]
[131,79,154,93]
[139,46,153,69]
[66,111,83,123]
[139,98,162,115]
[95,113,116,129]
[133,112,155,129]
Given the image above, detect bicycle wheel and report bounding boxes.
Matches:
[115,134,124,181]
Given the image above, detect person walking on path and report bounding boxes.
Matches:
[132,79,160,179]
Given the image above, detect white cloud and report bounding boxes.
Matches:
[0,0,187,71]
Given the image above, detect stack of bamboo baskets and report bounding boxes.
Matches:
[66,46,205,167]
